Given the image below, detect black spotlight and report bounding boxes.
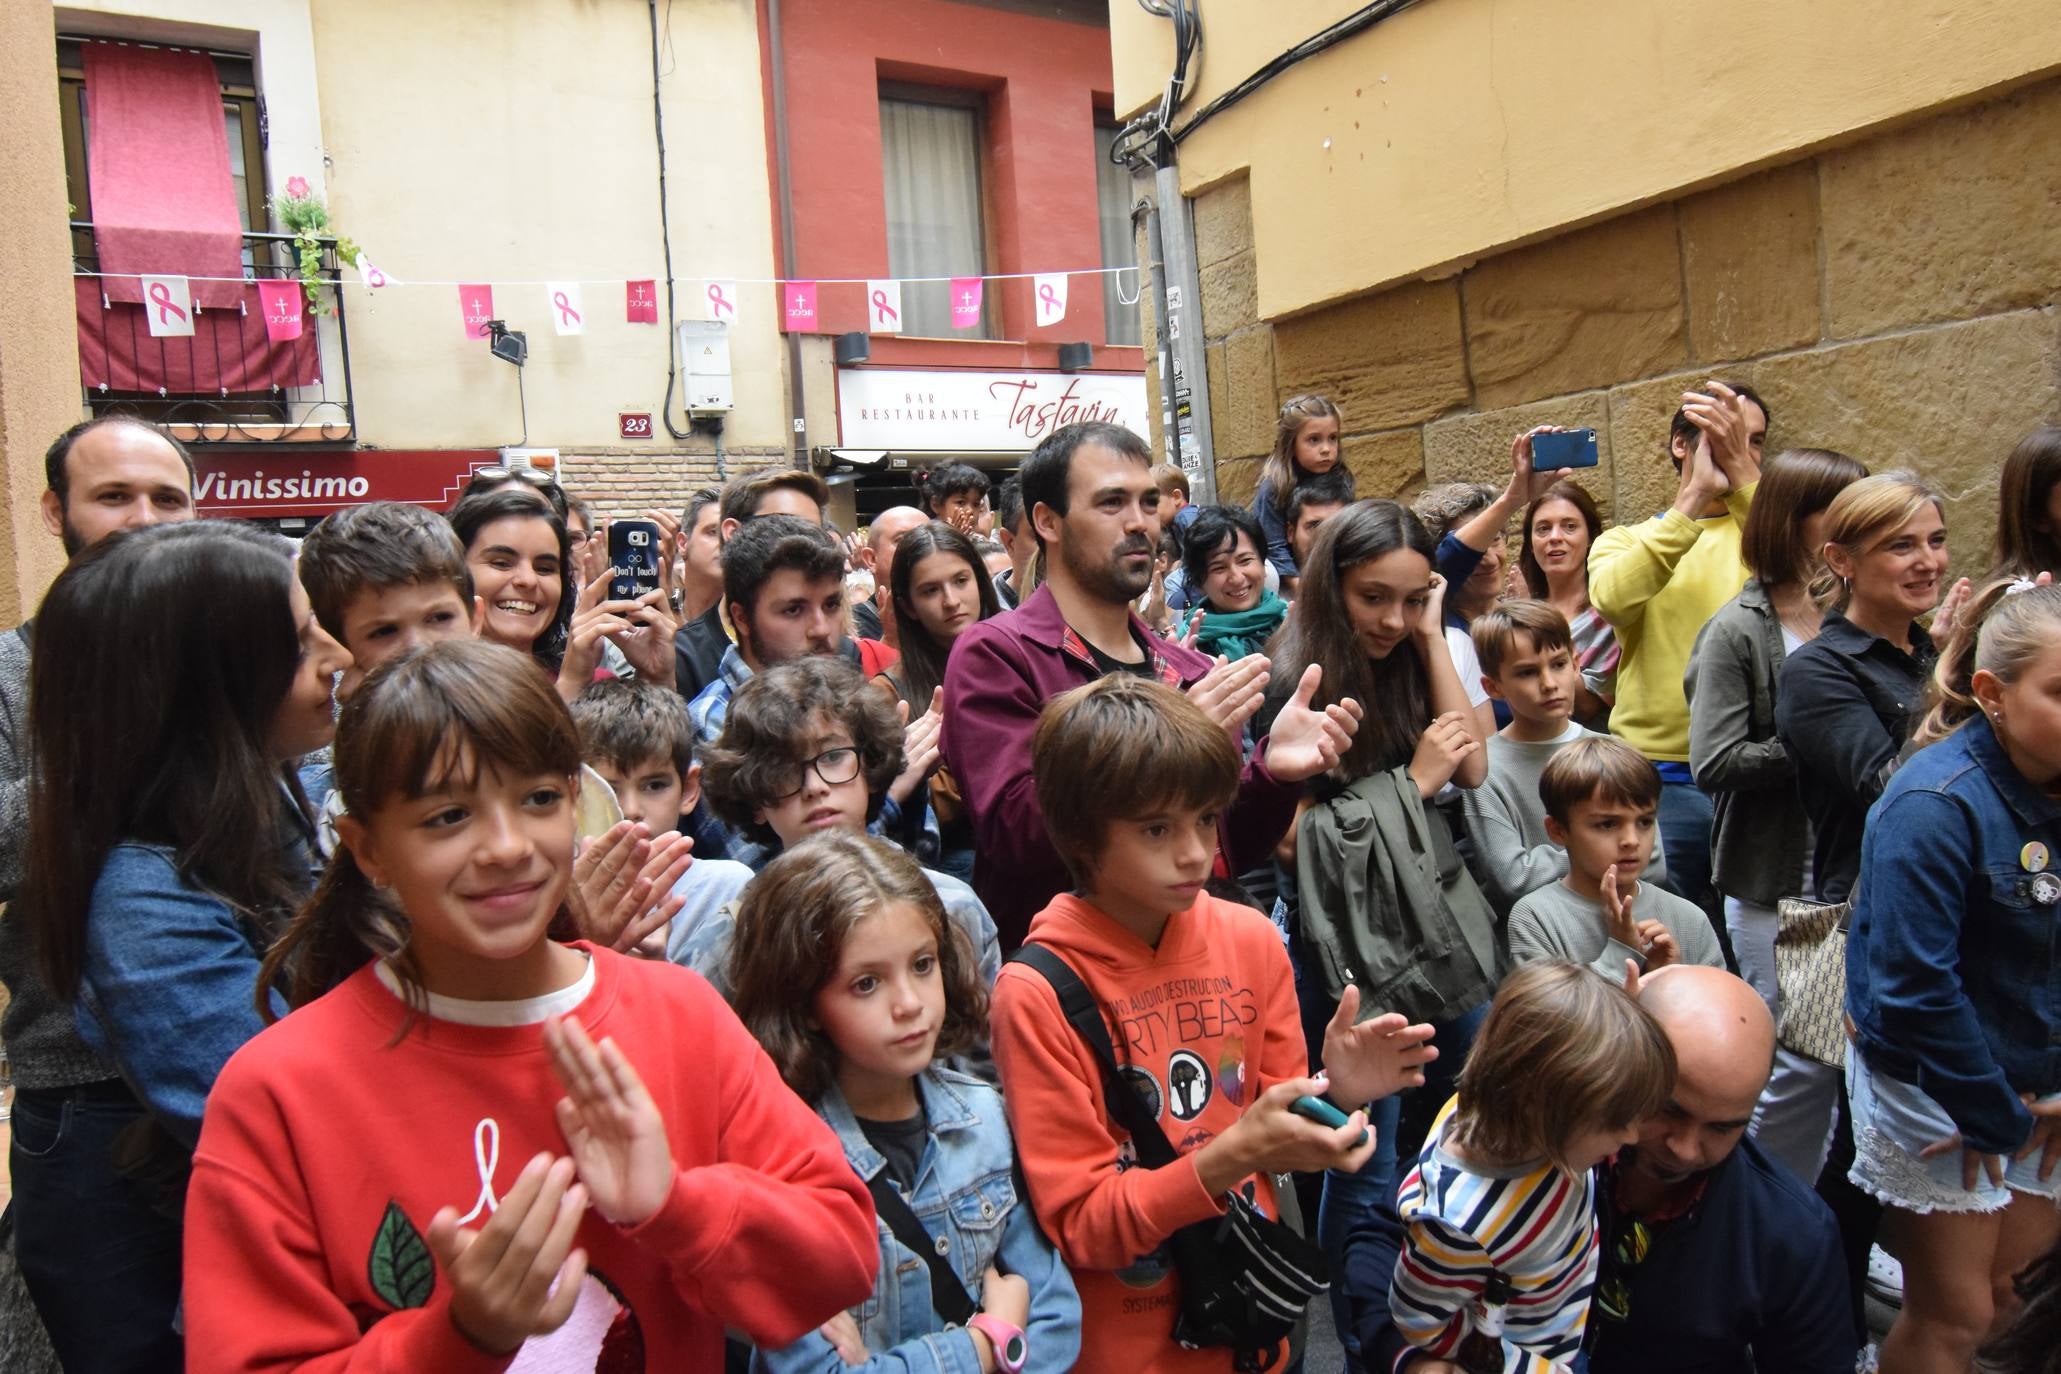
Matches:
[1057,341,1092,373]
[835,331,871,366]
[486,320,528,367]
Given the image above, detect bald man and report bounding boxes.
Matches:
[1355,965,1854,1374]
[851,504,928,644]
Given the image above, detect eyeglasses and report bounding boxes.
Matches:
[466,467,569,521]
[1594,1216,1651,1324]
[767,746,862,801]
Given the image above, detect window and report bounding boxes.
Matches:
[57,39,269,270]
[880,87,994,338]
[1095,122,1141,347]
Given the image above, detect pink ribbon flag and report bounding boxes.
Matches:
[866,279,902,334]
[950,277,984,329]
[784,281,819,333]
[257,280,305,341]
[459,284,496,339]
[1034,273,1069,327]
[547,282,585,337]
[140,275,195,338]
[704,280,738,323]
[626,279,658,325]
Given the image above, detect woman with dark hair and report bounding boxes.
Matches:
[1993,423,2061,580]
[874,521,1000,884]
[1519,480,1615,728]
[1686,448,1866,1180]
[448,485,676,703]
[1173,503,1290,661]
[11,520,350,1368]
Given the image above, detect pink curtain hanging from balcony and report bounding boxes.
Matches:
[74,279,321,394]
[84,40,246,309]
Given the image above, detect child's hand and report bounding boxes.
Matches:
[1321,985,1437,1107]
[427,1154,588,1356]
[572,824,693,954]
[980,1265,1030,1331]
[1418,572,1450,635]
[818,1312,869,1365]
[1600,864,1642,952]
[1198,1078,1377,1190]
[888,690,944,805]
[1407,710,1478,798]
[545,1015,674,1228]
[1635,920,1679,970]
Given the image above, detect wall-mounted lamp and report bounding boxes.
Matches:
[1057,341,1093,373]
[834,331,871,366]
[486,320,528,368]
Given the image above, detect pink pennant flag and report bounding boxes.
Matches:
[950,277,984,329]
[625,279,658,325]
[866,279,902,334]
[141,275,194,338]
[704,280,738,322]
[257,280,304,341]
[458,284,495,339]
[783,281,819,333]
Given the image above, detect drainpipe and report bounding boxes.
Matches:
[767,0,808,470]
[1153,160,1217,503]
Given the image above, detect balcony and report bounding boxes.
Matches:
[71,223,355,445]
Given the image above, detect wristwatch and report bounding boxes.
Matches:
[967,1313,1028,1373]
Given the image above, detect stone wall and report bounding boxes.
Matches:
[1168,75,2061,579]
[554,446,787,520]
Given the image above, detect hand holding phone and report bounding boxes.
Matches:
[1529,428,1599,472]
[1291,1094,1370,1148]
[607,520,665,601]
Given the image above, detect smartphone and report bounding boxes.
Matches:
[607,519,664,601]
[1290,1094,1370,1147]
[1530,428,1600,471]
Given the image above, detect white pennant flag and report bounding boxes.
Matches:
[355,253,399,289]
[546,281,586,336]
[702,280,739,324]
[865,279,903,334]
[1033,272,1069,327]
[140,275,195,337]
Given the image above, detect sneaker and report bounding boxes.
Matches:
[1866,1244,1904,1309]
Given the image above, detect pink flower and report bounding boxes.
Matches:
[285,176,311,199]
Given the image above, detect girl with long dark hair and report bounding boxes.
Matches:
[13,520,350,1369]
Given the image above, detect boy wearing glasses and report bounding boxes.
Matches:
[671,656,1002,1012]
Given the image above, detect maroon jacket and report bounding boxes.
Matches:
[941,584,1300,948]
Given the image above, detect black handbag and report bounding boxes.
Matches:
[1012,944,1328,1372]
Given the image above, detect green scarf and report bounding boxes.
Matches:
[1178,588,1289,660]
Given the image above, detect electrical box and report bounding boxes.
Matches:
[676,320,734,412]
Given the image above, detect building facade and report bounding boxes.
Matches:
[1112,0,2061,573]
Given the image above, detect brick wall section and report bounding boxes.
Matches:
[554,445,791,520]
[1166,76,2061,579]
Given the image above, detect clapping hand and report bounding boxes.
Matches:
[544,1015,673,1227]
[1261,664,1362,783]
[1321,985,1438,1107]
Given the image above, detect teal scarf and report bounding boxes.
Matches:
[1177,588,1289,661]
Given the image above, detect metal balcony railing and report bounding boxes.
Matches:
[71,223,355,444]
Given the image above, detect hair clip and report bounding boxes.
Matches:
[2007,578,2041,596]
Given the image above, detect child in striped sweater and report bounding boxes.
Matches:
[1391,963,1675,1373]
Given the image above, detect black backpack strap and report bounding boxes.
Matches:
[1010,943,1179,1170]
[864,1172,979,1326]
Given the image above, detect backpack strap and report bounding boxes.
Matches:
[1010,942,1179,1170]
[863,1173,978,1327]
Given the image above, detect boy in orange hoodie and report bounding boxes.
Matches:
[990,675,1438,1372]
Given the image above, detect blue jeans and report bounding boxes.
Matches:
[1656,778,1725,930]
[1320,1001,1489,1367]
[11,1084,183,1372]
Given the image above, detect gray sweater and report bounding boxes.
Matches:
[1460,725,1666,916]
[1508,878,1725,985]
[0,622,122,1090]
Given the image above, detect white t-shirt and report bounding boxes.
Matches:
[1445,624,1492,708]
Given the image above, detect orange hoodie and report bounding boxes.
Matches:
[991,892,1308,1373]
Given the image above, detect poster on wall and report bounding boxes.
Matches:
[836,367,1149,452]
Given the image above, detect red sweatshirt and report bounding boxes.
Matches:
[991,893,1308,1373]
[185,945,876,1373]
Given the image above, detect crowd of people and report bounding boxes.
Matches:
[0,398,2059,1374]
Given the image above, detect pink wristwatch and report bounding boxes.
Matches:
[967,1313,1028,1373]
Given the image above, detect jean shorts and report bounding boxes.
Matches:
[1846,1045,2061,1214]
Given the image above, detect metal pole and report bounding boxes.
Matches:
[1153,162,1217,503]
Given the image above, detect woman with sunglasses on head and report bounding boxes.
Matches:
[448,485,678,702]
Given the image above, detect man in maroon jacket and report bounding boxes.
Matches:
[942,421,1363,948]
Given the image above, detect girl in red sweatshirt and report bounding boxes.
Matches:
[183,639,876,1372]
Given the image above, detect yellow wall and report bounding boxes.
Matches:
[1111,0,2061,318]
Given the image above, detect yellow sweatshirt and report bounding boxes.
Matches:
[1586,483,1756,762]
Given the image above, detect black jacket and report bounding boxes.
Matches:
[671,604,729,701]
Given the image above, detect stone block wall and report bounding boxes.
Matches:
[555,446,787,520]
[1175,76,2061,579]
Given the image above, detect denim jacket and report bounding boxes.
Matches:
[754,1069,1081,1374]
[1847,713,2061,1155]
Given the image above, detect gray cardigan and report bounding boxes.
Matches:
[1684,580,1811,906]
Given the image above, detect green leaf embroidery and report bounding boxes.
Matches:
[367,1201,435,1311]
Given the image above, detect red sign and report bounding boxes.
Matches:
[619,412,654,440]
[193,449,500,519]
[625,280,658,325]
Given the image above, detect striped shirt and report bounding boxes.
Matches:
[1391,1096,1598,1373]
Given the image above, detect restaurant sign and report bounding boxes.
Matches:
[837,368,1148,451]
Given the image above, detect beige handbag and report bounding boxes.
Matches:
[1773,895,1853,1067]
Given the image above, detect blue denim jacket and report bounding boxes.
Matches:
[754,1069,1081,1374]
[1847,713,2061,1155]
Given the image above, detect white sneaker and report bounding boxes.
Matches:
[1866,1244,1904,1309]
